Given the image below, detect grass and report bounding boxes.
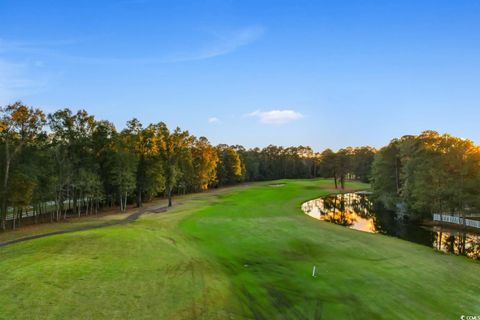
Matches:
[0,179,478,319]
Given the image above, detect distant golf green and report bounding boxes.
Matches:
[0,179,478,319]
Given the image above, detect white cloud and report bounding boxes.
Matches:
[247,109,303,124]
[169,25,265,62]
[0,26,265,66]
[208,117,221,124]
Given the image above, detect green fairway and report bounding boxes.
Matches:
[0,179,478,319]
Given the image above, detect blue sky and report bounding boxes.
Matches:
[1,0,479,150]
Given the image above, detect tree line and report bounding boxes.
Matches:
[8,103,476,230]
[371,130,480,219]
[0,102,376,231]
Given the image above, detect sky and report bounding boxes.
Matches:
[0,0,479,150]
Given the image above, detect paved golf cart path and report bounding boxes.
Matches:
[0,203,169,248]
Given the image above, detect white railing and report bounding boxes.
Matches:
[433,213,480,229]
[465,219,480,229]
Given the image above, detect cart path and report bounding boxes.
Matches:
[0,204,169,248]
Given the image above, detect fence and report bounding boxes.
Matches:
[433,213,480,229]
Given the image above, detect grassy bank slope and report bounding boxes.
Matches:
[0,179,478,319]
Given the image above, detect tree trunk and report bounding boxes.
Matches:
[168,187,172,207]
[333,171,338,189]
[119,194,123,212]
[395,156,400,195]
[136,189,142,208]
[1,141,11,231]
[136,156,145,208]
[13,208,16,230]
[64,187,69,219]
[77,191,81,217]
[18,207,22,228]
[72,188,76,215]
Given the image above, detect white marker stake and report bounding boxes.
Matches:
[312,265,316,277]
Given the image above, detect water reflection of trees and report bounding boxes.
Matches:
[317,193,377,231]
[302,193,480,260]
[433,229,480,260]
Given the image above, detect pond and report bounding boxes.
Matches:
[301,193,480,260]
